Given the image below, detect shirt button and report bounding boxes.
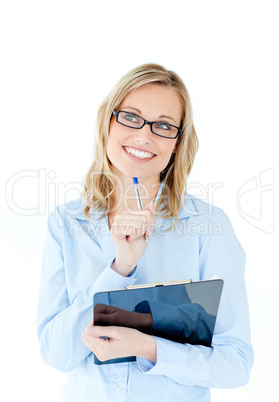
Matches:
[115,388,121,395]
[117,375,122,381]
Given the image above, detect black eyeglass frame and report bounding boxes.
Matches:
[112,110,182,139]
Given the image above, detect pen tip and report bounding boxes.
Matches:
[133,177,138,185]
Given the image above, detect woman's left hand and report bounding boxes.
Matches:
[81,322,157,363]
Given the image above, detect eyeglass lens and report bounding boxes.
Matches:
[117,111,179,138]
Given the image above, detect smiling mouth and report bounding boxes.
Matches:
[123,146,156,159]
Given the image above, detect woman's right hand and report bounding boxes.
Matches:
[110,201,155,276]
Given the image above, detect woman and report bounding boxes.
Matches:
[37,64,253,401]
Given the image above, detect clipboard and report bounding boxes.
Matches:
[93,279,224,365]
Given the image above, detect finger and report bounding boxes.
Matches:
[85,321,94,330]
[84,322,94,335]
[144,203,155,238]
[83,328,103,350]
[82,330,94,349]
[82,331,100,353]
[145,201,156,216]
[89,325,122,340]
[126,226,146,241]
[111,212,153,242]
[111,221,146,240]
[111,226,140,241]
[112,216,147,230]
[115,211,151,221]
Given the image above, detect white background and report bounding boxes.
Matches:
[1,1,278,401]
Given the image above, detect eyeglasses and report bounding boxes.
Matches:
[112,110,182,139]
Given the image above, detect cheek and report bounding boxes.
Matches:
[106,126,117,156]
[157,147,176,172]
[106,125,126,166]
[106,136,115,163]
[162,141,177,159]
[160,143,177,169]
[107,123,124,147]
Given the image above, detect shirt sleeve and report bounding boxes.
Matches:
[137,209,254,389]
[37,207,137,373]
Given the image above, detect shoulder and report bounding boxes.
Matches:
[188,194,222,215]
[49,197,105,230]
[179,193,224,221]
[184,194,245,255]
[45,198,86,233]
[55,198,86,220]
[47,198,96,230]
[180,193,242,243]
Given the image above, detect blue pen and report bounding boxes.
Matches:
[133,177,149,243]
[133,177,143,210]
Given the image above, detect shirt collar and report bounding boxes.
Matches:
[177,193,199,220]
[63,198,96,221]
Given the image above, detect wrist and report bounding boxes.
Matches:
[136,333,157,363]
[111,259,136,277]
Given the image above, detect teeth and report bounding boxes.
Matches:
[125,147,155,159]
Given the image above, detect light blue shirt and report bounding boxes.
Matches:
[37,182,253,402]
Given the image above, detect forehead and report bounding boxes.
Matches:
[119,83,183,123]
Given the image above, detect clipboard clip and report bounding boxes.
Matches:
[125,279,192,290]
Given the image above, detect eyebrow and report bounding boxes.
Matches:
[121,106,177,125]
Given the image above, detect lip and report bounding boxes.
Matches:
[122,145,157,163]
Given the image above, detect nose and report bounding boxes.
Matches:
[132,122,153,144]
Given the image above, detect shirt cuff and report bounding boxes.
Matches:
[110,259,138,278]
[128,266,137,277]
[137,357,156,373]
[89,259,137,296]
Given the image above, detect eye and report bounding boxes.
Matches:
[123,113,139,122]
[154,122,171,130]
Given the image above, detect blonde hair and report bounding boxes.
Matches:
[82,63,199,228]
